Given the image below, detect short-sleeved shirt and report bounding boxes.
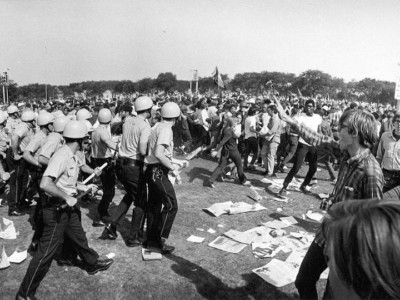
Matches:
[146,121,173,165]
[91,125,113,158]
[38,132,64,160]
[5,118,21,136]
[119,115,151,160]
[377,131,400,171]
[296,113,322,146]
[25,130,47,160]
[244,116,257,139]
[13,122,34,153]
[43,145,79,196]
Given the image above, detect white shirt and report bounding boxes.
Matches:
[244,116,257,139]
[297,113,322,146]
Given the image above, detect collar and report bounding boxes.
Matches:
[347,148,371,165]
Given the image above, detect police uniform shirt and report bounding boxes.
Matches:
[0,128,9,152]
[25,130,47,160]
[91,125,112,159]
[38,132,64,160]
[119,115,151,160]
[6,118,21,136]
[13,122,34,153]
[146,121,173,165]
[43,145,79,196]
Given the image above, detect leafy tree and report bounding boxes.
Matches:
[155,72,177,92]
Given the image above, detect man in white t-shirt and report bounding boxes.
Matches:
[279,99,322,196]
[243,107,259,170]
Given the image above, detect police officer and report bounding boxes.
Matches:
[76,108,92,122]
[143,102,189,254]
[101,96,152,247]
[5,104,21,137]
[6,110,36,216]
[91,108,118,227]
[23,111,55,250]
[16,121,114,300]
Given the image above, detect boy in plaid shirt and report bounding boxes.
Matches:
[274,98,383,299]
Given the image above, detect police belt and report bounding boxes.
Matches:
[117,157,144,167]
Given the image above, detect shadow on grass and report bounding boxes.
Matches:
[268,212,320,233]
[165,253,297,300]
[186,167,213,183]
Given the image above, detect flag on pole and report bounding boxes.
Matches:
[212,67,225,89]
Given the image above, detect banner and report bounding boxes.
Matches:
[212,67,225,89]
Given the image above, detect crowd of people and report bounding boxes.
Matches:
[0,90,399,299]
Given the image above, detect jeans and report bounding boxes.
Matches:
[243,137,258,167]
[209,148,247,184]
[18,206,99,297]
[275,133,288,168]
[283,142,318,188]
[92,157,116,218]
[145,164,178,247]
[295,240,328,300]
[261,139,279,175]
[112,158,146,238]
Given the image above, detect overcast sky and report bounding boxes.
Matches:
[1,0,399,86]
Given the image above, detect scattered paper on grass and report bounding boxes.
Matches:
[208,236,247,254]
[0,247,10,269]
[276,207,282,212]
[306,211,325,222]
[224,229,261,244]
[8,250,27,264]
[187,235,205,243]
[280,216,298,226]
[204,201,233,217]
[248,187,263,202]
[0,217,17,240]
[196,228,204,232]
[253,259,298,287]
[141,248,162,261]
[217,224,224,228]
[263,220,290,229]
[204,201,267,217]
[272,197,288,203]
[207,228,216,234]
[252,242,282,258]
[285,249,307,268]
[318,193,329,199]
[106,253,115,259]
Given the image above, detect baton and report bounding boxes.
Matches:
[59,162,108,209]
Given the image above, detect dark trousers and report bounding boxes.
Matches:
[275,133,288,168]
[18,206,98,297]
[281,135,299,166]
[112,158,146,238]
[6,149,28,212]
[145,164,178,247]
[243,137,259,167]
[283,142,317,188]
[382,169,400,193]
[295,241,328,300]
[27,166,45,244]
[209,148,247,184]
[92,158,116,218]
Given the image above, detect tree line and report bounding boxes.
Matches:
[5,70,396,105]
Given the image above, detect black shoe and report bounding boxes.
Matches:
[126,237,142,247]
[92,219,106,227]
[300,185,311,194]
[8,210,23,217]
[278,188,287,197]
[16,292,37,300]
[28,242,38,254]
[144,243,175,255]
[56,257,83,268]
[99,224,117,240]
[86,258,114,275]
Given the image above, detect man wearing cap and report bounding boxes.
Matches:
[16,121,114,300]
[101,96,152,247]
[6,110,36,216]
[91,108,118,227]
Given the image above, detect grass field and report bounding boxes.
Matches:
[0,154,332,299]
